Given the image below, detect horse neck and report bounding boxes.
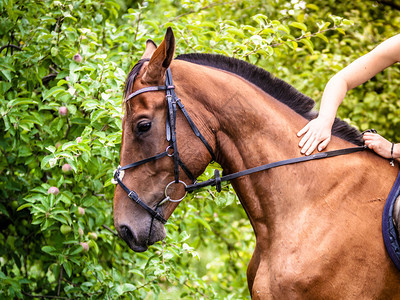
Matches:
[173,61,398,239]
[184,64,306,171]
[208,73,311,230]
[175,62,310,227]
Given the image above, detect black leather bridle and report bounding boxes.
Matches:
[114,64,367,226]
[113,67,216,225]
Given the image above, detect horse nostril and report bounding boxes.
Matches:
[118,225,148,252]
[119,225,135,243]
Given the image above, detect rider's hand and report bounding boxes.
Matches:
[363,132,394,159]
[297,117,332,155]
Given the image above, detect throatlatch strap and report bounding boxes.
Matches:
[178,157,196,182]
[175,99,216,162]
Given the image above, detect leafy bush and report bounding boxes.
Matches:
[1,0,399,298]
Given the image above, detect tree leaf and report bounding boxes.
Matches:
[42,86,66,100]
[63,261,72,277]
[290,22,307,31]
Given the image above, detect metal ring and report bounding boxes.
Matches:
[164,180,187,202]
[166,146,174,157]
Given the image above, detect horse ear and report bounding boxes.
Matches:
[143,27,175,83]
[141,39,157,59]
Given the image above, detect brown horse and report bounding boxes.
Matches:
[113,28,400,298]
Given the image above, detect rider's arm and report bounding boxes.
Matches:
[297,34,400,155]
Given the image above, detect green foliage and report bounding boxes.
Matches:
[1,0,399,299]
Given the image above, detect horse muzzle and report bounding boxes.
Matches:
[116,220,166,252]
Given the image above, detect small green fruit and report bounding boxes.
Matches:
[11,200,18,210]
[60,224,72,235]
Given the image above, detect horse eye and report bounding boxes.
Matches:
[137,121,152,134]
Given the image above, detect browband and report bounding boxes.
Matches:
[124,85,175,103]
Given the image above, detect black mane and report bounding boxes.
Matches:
[176,53,363,146]
[123,53,363,145]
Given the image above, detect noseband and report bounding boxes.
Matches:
[113,67,216,225]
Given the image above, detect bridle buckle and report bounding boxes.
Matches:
[111,166,124,185]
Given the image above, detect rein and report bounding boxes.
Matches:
[115,67,367,225]
[186,146,366,193]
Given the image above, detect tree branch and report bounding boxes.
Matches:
[42,73,58,84]
[57,265,63,296]
[102,224,118,236]
[183,281,208,298]
[0,44,22,53]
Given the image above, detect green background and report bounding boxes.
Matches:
[1,0,399,298]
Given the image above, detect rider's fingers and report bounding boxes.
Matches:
[299,130,312,148]
[362,132,377,140]
[297,123,310,138]
[305,139,320,156]
[364,140,375,150]
[317,137,331,152]
[300,134,316,155]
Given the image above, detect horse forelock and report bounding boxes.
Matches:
[123,58,150,110]
[175,53,363,146]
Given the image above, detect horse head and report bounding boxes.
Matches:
[113,28,216,252]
